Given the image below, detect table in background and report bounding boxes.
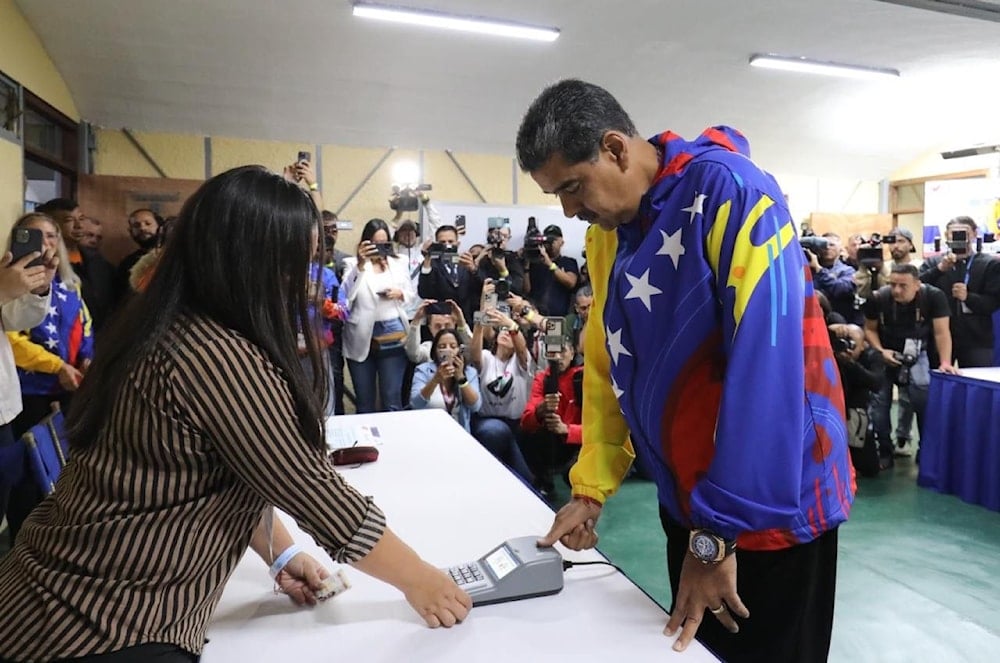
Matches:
[918,367,1000,512]
[202,410,717,662]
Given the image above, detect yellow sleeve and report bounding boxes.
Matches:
[568,225,635,504]
[6,331,64,374]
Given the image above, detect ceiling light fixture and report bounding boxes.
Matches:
[941,144,1000,159]
[749,53,900,81]
[352,2,560,42]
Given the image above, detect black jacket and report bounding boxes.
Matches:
[919,253,1000,350]
[418,260,482,323]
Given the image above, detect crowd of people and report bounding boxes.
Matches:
[807,220,1000,471]
[0,78,997,663]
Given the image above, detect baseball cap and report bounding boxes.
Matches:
[542,224,563,238]
[889,227,916,252]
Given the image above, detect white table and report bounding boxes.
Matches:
[203,410,717,662]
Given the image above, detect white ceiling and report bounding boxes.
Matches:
[15,0,1000,180]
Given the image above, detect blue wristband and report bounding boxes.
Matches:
[269,544,303,580]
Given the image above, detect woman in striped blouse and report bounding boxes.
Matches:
[0,166,470,663]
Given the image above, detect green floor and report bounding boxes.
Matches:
[558,455,1000,662]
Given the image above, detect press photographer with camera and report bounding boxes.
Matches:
[341,218,416,413]
[522,223,579,316]
[864,264,958,468]
[409,328,481,433]
[519,329,583,497]
[804,232,858,324]
[829,323,885,477]
[404,298,471,365]
[477,219,525,295]
[919,216,1000,367]
[852,234,890,306]
[418,225,482,323]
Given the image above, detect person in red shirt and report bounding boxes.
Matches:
[520,340,582,496]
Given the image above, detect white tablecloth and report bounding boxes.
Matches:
[202,410,717,662]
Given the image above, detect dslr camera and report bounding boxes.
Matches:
[829,331,856,354]
[390,184,432,212]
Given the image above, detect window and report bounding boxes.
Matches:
[22,89,78,206]
[0,72,21,142]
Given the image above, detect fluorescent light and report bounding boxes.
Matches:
[353,2,560,42]
[749,53,900,81]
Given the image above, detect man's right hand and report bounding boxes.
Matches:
[537,497,602,550]
[880,348,901,367]
[0,252,49,303]
[938,252,958,272]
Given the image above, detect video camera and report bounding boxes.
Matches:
[428,242,460,265]
[799,235,829,256]
[524,216,559,264]
[390,184,432,212]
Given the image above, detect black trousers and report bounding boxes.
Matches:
[0,643,197,663]
[661,510,838,663]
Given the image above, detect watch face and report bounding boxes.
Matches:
[691,533,720,561]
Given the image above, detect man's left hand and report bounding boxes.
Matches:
[663,553,749,652]
[952,283,968,302]
[938,363,961,375]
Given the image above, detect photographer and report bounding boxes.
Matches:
[523,224,579,316]
[864,264,958,469]
[404,298,471,364]
[829,323,885,477]
[519,338,582,497]
[418,225,482,323]
[390,185,442,241]
[852,237,889,306]
[410,328,481,433]
[477,222,525,295]
[469,284,534,483]
[805,232,857,324]
[919,216,1000,367]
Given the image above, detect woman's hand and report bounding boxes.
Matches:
[275,551,331,606]
[452,353,465,377]
[357,240,377,266]
[57,363,84,391]
[435,358,456,383]
[379,287,404,302]
[401,563,472,628]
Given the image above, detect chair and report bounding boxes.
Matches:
[21,405,70,496]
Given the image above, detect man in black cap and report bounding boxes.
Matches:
[887,227,923,270]
[523,224,579,316]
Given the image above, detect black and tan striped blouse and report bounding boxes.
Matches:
[0,314,385,661]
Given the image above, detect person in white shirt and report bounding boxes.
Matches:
[1,240,58,540]
[404,299,472,365]
[468,283,534,483]
[341,219,416,413]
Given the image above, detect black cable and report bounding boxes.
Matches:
[562,560,625,575]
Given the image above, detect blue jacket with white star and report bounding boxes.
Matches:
[599,127,854,550]
[8,274,94,396]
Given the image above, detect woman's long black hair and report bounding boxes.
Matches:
[68,165,328,451]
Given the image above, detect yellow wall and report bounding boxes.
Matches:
[0,0,78,120]
[0,0,79,236]
[95,129,204,180]
[0,139,22,242]
[773,173,880,225]
[891,150,1000,181]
